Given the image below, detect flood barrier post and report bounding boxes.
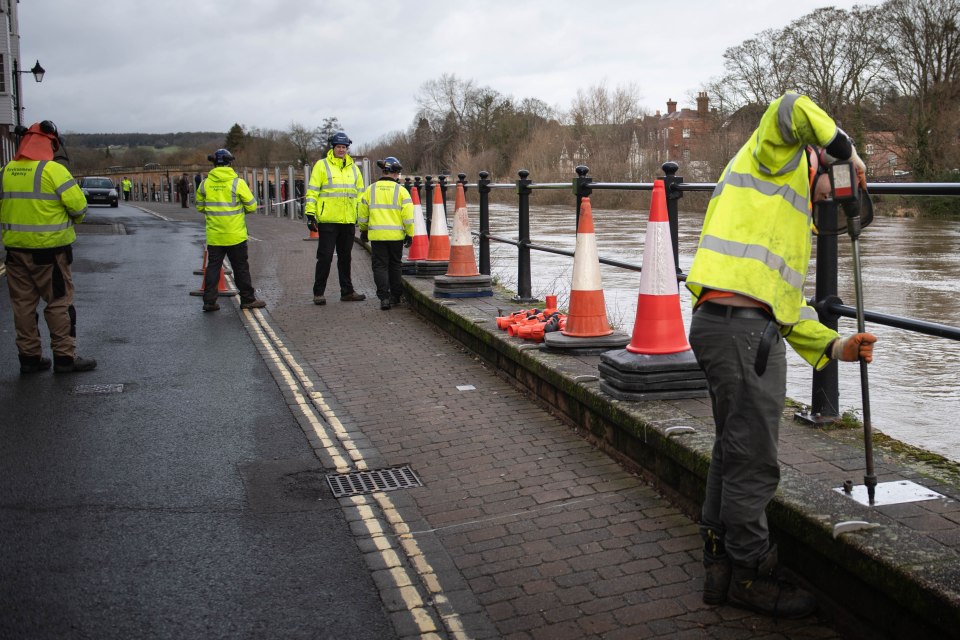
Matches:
[478,171,491,275]
[661,161,683,274]
[514,169,535,302]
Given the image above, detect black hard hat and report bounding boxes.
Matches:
[328,131,352,147]
[208,148,235,166]
[378,156,402,173]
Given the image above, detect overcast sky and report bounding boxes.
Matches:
[19,0,881,149]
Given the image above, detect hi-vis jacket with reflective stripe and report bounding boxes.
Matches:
[196,166,257,246]
[0,159,87,250]
[358,177,414,241]
[304,149,363,224]
[685,92,841,369]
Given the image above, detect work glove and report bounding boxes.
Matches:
[403,235,412,248]
[307,219,318,232]
[831,332,877,363]
[849,145,867,190]
[360,230,368,243]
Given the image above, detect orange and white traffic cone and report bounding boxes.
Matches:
[406,186,429,261]
[561,197,613,337]
[433,182,493,297]
[425,184,450,262]
[625,179,690,354]
[598,179,707,401]
[189,266,238,297]
[445,183,480,277]
[304,226,319,241]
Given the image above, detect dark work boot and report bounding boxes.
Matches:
[340,292,366,302]
[380,298,391,310]
[54,355,98,373]
[19,354,52,374]
[700,526,731,605]
[728,545,817,618]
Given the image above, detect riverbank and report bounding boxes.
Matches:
[401,271,960,639]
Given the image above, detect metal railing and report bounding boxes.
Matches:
[399,162,960,424]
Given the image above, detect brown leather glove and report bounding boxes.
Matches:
[831,333,877,363]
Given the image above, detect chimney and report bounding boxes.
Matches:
[667,99,677,115]
[697,92,709,117]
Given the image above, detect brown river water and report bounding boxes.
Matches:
[483,203,960,463]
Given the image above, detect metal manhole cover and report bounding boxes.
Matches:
[326,465,422,498]
[73,383,124,395]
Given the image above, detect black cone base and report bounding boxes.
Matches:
[599,348,709,400]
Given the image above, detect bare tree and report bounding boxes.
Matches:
[287,122,318,166]
[721,29,797,109]
[878,0,960,178]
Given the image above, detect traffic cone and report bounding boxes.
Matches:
[597,179,707,401]
[304,226,319,241]
[189,266,238,297]
[406,186,429,261]
[425,184,450,262]
[445,183,479,277]
[625,179,690,354]
[561,197,613,337]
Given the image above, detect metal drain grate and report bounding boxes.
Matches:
[73,383,124,395]
[326,465,422,498]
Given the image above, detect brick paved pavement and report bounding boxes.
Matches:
[135,201,854,639]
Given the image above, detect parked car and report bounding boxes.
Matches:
[80,176,119,208]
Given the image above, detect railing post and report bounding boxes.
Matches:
[800,200,842,424]
[514,169,536,303]
[274,166,282,217]
[287,165,295,218]
[439,174,448,220]
[478,171,491,275]
[423,175,434,233]
[573,165,593,229]
[661,161,683,274]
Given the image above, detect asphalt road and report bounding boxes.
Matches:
[0,203,395,639]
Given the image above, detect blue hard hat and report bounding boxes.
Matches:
[378,156,402,173]
[208,148,235,166]
[328,132,352,148]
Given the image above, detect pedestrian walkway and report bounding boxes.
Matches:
[138,201,870,639]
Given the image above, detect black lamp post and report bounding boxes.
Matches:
[12,59,46,135]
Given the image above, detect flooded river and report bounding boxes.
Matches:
[483,202,960,463]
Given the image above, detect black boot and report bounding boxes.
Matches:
[19,354,52,374]
[54,355,98,373]
[700,526,731,605]
[728,545,817,618]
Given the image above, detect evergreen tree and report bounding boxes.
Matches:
[224,123,245,153]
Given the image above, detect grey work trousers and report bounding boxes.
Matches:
[689,307,786,567]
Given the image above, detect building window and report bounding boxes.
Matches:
[0,55,5,93]
[682,128,691,139]
[682,149,691,161]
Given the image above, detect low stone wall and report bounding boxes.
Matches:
[403,274,960,639]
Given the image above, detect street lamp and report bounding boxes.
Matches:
[12,58,46,132]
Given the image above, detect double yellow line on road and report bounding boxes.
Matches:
[235,298,470,639]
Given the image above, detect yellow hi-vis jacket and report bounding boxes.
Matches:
[196,166,257,246]
[304,149,363,224]
[122,178,132,192]
[358,177,414,241]
[685,92,841,369]
[0,159,87,249]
